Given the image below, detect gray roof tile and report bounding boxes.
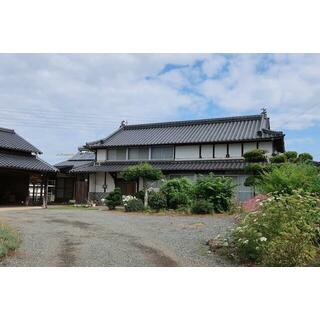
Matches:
[71,159,246,173]
[87,114,284,148]
[54,151,95,169]
[0,127,42,154]
[0,153,57,172]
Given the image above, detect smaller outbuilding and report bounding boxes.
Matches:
[0,127,57,206]
[54,148,95,203]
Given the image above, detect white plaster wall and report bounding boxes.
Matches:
[93,172,115,193]
[229,143,242,158]
[215,144,227,158]
[175,145,199,159]
[139,177,144,191]
[201,145,213,159]
[96,149,107,162]
[259,141,273,156]
[243,142,257,154]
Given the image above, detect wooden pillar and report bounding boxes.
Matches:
[25,173,30,206]
[42,174,48,208]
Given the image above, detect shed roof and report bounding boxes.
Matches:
[0,127,42,154]
[86,113,284,149]
[0,153,57,172]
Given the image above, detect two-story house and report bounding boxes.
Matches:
[71,111,285,203]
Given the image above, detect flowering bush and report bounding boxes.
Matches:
[224,191,320,266]
[122,195,136,206]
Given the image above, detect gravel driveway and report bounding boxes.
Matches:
[0,207,235,267]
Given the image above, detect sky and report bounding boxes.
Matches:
[0,53,319,163]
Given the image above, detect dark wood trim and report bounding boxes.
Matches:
[256,141,259,149]
[241,143,244,156]
[226,143,230,158]
[199,145,202,159]
[213,144,215,158]
[173,145,176,160]
[103,172,107,192]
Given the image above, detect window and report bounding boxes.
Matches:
[229,143,242,158]
[97,149,107,162]
[201,145,213,159]
[175,145,199,159]
[128,148,149,160]
[215,144,227,158]
[151,146,174,160]
[108,149,126,161]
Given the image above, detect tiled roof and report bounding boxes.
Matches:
[86,113,284,148]
[0,127,42,154]
[0,153,57,172]
[54,152,95,169]
[71,159,246,173]
[55,160,94,169]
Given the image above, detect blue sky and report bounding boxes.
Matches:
[0,53,319,163]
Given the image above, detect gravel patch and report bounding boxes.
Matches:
[0,208,235,267]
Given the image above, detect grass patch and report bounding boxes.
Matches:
[0,222,19,259]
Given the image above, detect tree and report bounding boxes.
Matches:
[105,188,122,210]
[243,149,268,196]
[298,152,313,163]
[123,163,164,207]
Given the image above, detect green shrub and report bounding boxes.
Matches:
[0,223,19,259]
[228,191,320,266]
[262,225,317,267]
[160,178,193,209]
[284,151,298,162]
[243,149,267,163]
[148,191,167,211]
[193,174,235,213]
[191,200,214,214]
[270,153,287,163]
[105,188,122,210]
[134,190,145,202]
[124,198,144,212]
[298,152,313,163]
[257,163,320,195]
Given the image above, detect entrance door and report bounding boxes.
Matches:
[75,177,89,204]
[115,179,137,196]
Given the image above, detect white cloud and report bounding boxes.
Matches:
[1,53,320,163]
[0,54,208,162]
[202,55,227,77]
[199,54,320,130]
